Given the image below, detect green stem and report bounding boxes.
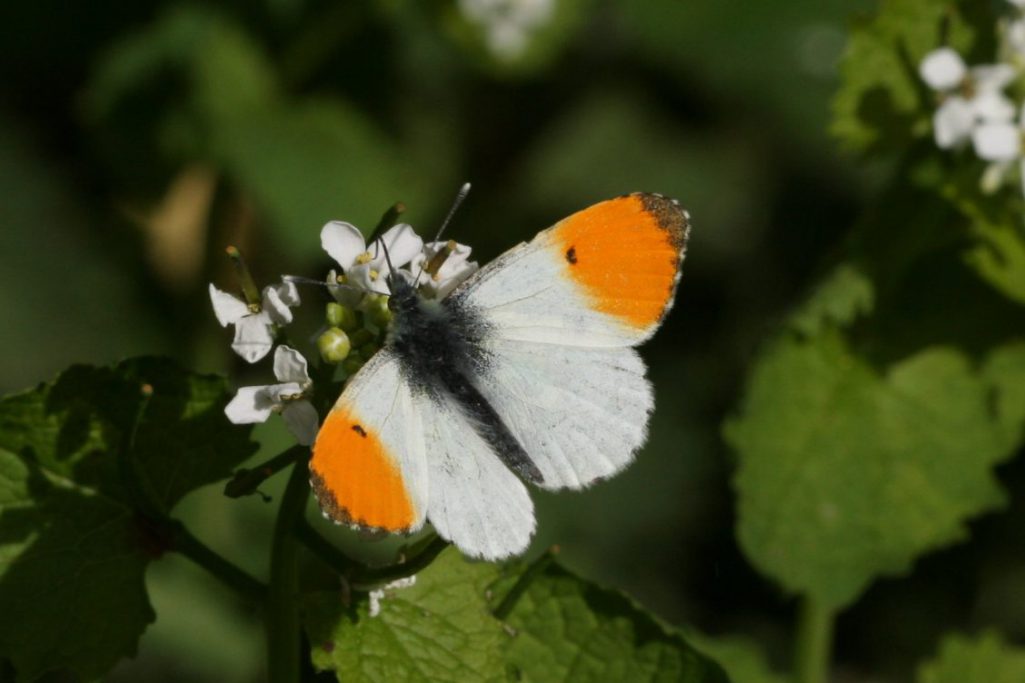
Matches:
[267,462,310,683]
[795,597,835,683]
[294,518,359,576]
[170,520,267,601]
[492,551,555,621]
[350,535,449,589]
[224,445,305,499]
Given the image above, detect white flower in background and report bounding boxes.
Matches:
[321,221,424,295]
[210,280,300,363]
[458,0,555,60]
[368,575,418,618]
[224,346,319,445]
[972,103,1025,193]
[409,240,479,299]
[919,47,1016,148]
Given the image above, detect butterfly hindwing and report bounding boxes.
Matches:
[417,388,536,560]
[469,338,654,490]
[310,349,429,533]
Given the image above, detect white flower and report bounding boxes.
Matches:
[210,280,300,363]
[972,103,1025,194]
[224,346,319,445]
[458,0,555,59]
[321,221,424,295]
[408,240,480,299]
[368,575,417,618]
[919,47,1017,149]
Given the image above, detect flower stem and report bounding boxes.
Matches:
[170,520,266,601]
[224,445,305,499]
[266,461,310,683]
[294,518,359,576]
[795,596,835,683]
[492,550,556,621]
[349,535,449,589]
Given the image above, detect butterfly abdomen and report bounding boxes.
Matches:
[388,285,543,484]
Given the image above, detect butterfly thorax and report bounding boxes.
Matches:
[384,277,543,483]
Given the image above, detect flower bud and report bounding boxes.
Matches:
[349,328,375,348]
[365,294,393,327]
[342,355,365,376]
[317,327,351,363]
[326,302,359,331]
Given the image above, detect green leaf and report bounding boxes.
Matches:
[304,547,506,682]
[0,358,257,680]
[832,0,991,152]
[684,632,790,683]
[917,632,1025,683]
[492,556,730,683]
[941,174,1025,307]
[789,264,874,336]
[304,549,728,683]
[982,343,1025,450]
[728,332,1018,609]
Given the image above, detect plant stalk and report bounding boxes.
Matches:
[795,596,835,683]
[266,461,310,683]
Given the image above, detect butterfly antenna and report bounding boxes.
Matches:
[413,182,471,285]
[433,182,472,243]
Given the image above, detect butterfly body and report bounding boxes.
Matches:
[386,279,543,484]
[311,193,689,560]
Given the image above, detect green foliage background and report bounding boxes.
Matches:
[2,0,1025,681]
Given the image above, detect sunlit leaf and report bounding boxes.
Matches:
[304,548,506,682]
[729,332,1019,609]
[832,0,992,153]
[490,555,730,683]
[917,632,1025,683]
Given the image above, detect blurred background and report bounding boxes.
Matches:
[10,1,1021,681]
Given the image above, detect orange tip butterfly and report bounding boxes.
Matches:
[310,193,689,560]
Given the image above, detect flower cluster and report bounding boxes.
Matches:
[210,218,478,444]
[919,1,1025,193]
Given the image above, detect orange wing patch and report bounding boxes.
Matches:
[310,406,416,532]
[550,193,688,331]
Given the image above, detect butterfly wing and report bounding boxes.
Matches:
[310,349,429,533]
[449,192,688,490]
[311,349,535,559]
[418,389,535,560]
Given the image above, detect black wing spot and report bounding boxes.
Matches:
[565,246,578,265]
[352,424,367,438]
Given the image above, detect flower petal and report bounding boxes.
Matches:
[981,160,1014,194]
[263,382,304,402]
[972,122,1021,161]
[282,401,319,446]
[919,47,966,91]
[321,221,367,270]
[209,284,249,327]
[326,269,365,307]
[933,97,975,148]
[412,241,479,298]
[275,279,301,308]
[348,262,392,294]
[231,313,275,363]
[273,345,311,384]
[372,224,424,268]
[971,63,1017,92]
[972,91,1016,122]
[263,285,295,326]
[225,386,276,424]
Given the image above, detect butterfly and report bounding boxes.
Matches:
[309,193,689,560]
